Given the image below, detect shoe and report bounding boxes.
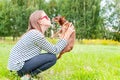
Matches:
[21,75,31,80]
[31,78,38,80]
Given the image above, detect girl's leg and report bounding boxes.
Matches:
[30,58,56,76]
[17,53,57,77]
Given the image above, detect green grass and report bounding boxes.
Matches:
[0,41,120,80]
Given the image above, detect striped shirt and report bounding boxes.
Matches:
[7,29,67,71]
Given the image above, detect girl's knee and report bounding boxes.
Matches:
[48,53,57,62]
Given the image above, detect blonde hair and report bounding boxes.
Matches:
[27,10,45,32]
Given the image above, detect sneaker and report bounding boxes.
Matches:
[21,75,31,80]
[31,78,38,80]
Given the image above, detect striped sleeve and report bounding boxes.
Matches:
[32,30,68,54]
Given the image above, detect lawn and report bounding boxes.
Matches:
[0,41,120,80]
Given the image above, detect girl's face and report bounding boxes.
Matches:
[37,12,51,33]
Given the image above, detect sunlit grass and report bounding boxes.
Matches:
[78,39,120,45]
[0,39,120,80]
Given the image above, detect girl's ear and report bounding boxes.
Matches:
[37,19,41,25]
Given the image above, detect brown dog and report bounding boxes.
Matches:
[52,16,76,59]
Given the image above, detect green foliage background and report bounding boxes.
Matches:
[0,0,120,41]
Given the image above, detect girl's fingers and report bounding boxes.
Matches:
[70,25,74,30]
[68,23,74,29]
[68,24,75,31]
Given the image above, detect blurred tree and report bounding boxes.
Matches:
[0,0,12,40]
[100,0,120,41]
[0,0,44,40]
[112,0,120,41]
[55,0,104,40]
[1,0,119,41]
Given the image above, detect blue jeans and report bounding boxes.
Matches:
[17,53,57,77]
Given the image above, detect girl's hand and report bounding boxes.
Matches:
[66,23,75,34]
[63,23,75,40]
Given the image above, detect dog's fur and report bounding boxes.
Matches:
[52,16,76,59]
